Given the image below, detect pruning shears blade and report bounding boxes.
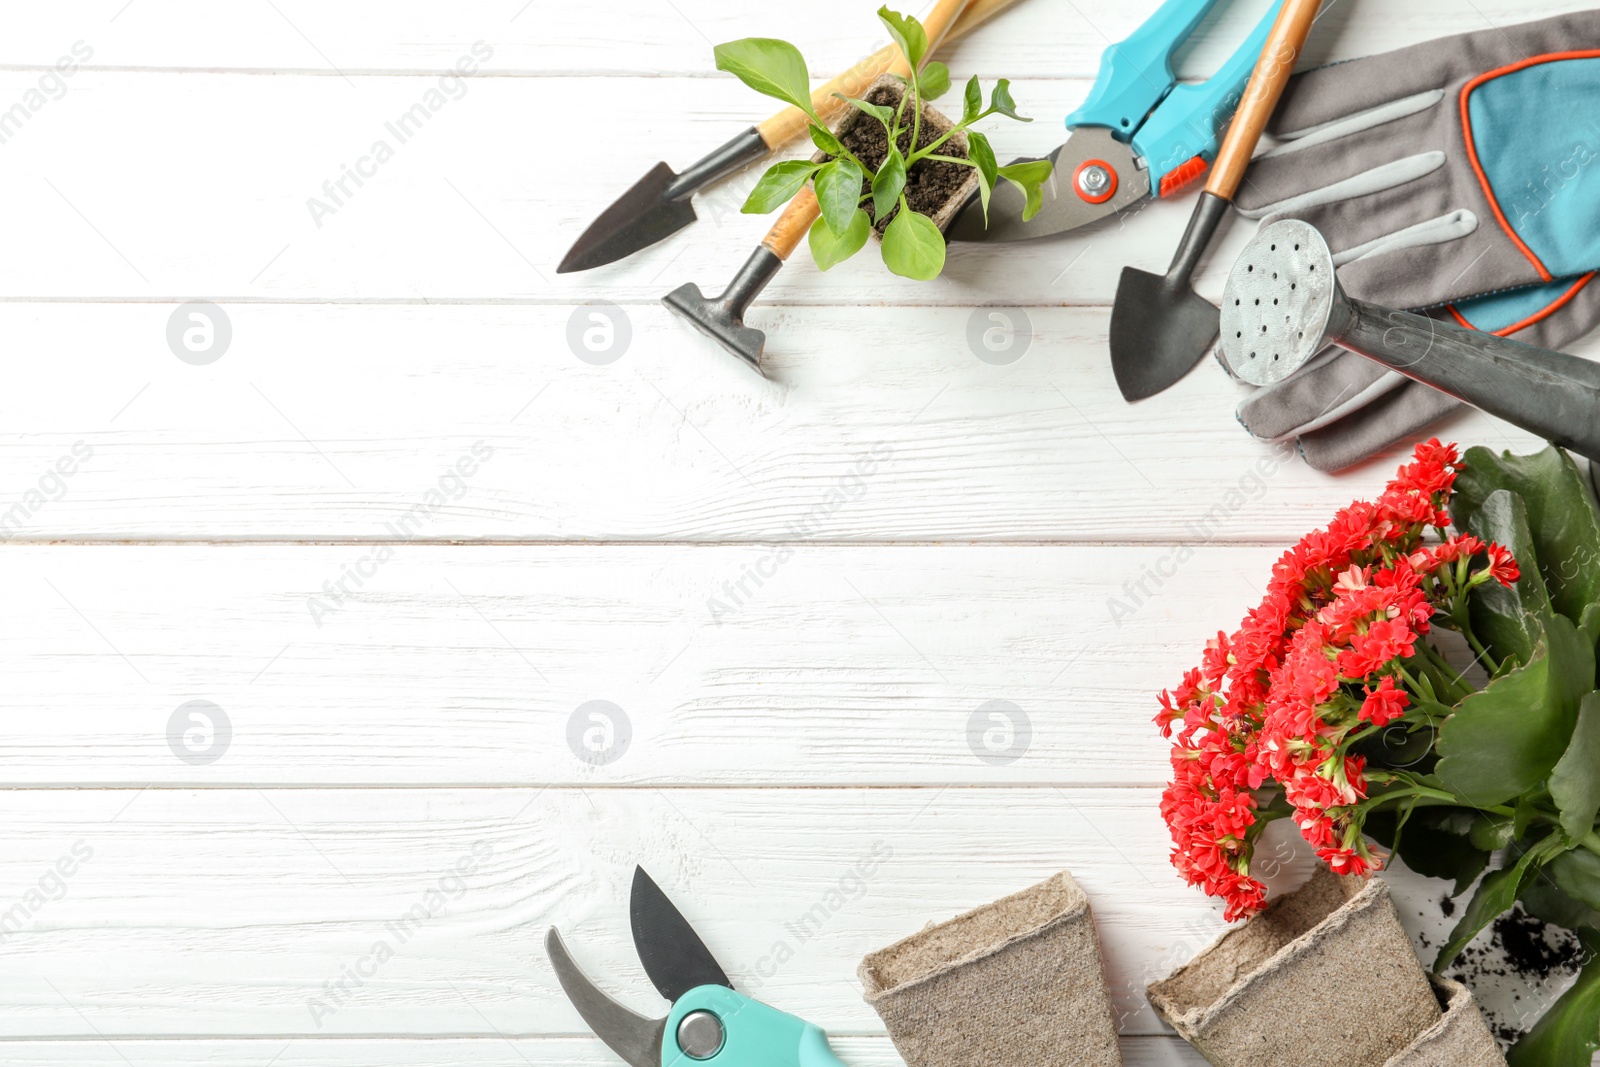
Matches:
[545,927,667,1067]
[946,128,1149,243]
[629,866,732,1002]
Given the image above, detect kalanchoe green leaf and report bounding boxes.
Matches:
[962,75,982,124]
[1436,612,1595,806]
[919,61,951,101]
[1521,874,1600,932]
[809,124,844,155]
[1465,489,1551,668]
[988,78,1030,120]
[1469,810,1515,851]
[1364,807,1486,896]
[997,159,1053,221]
[834,92,894,126]
[876,6,928,69]
[1507,930,1600,1067]
[807,208,871,271]
[1550,847,1600,911]
[966,130,998,221]
[814,159,866,236]
[872,148,907,220]
[1436,835,1561,970]
[715,38,815,112]
[1551,694,1600,842]
[881,207,946,280]
[1455,445,1600,626]
[741,160,822,214]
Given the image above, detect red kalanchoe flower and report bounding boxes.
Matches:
[1359,676,1409,727]
[1156,439,1513,921]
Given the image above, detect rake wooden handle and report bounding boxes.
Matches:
[756,0,1011,148]
[1204,0,1322,200]
[759,0,976,259]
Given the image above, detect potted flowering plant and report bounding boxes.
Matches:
[714,7,1052,280]
[1155,440,1600,1064]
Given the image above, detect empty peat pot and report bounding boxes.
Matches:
[1221,219,1600,463]
[859,870,1122,1067]
[1146,867,1493,1067]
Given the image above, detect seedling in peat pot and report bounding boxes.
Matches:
[714,7,1052,280]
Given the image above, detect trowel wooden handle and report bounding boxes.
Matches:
[756,0,1007,147]
[1205,0,1322,200]
[761,187,821,260]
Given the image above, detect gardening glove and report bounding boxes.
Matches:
[1239,273,1600,472]
[1226,9,1600,470]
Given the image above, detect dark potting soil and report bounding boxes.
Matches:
[839,84,970,230]
[1417,903,1589,1046]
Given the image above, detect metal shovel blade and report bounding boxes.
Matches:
[1110,266,1220,402]
[558,162,697,274]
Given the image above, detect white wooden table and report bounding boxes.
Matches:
[0,1,1593,1063]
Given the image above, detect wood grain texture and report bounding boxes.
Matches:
[0,543,1285,785]
[0,1037,1213,1066]
[1,0,1590,76]
[1,0,1595,1060]
[1204,0,1321,199]
[0,303,1559,542]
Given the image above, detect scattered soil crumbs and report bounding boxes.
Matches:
[1418,903,1588,1047]
[838,84,970,230]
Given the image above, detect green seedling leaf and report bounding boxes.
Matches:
[1465,489,1552,669]
[809,124,844,155]
[814,158,866,236]
[742,160,821,214]
[1552,693,1600,842]
[1456,445,1600,626]
[834,93,895,126]
[872,148,907,220]
[876,6,928,69]
[881,208,946,280]
[919,61,951,101]
[1436,837,1557,970]
[967,131,998,221]
[715,38,815,111]
[988,78,1030,120]
[808,208,871,271]
[962,75,983,124]
[998,159,1054,222]
[1437,612,1595,806]
[1508,930,1600,1067]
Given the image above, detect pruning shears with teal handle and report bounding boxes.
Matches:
[547,867,846,1067]
[948,0,1288,242]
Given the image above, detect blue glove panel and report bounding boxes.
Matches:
[1467,56,1600,279]
[1448,275,1590,333]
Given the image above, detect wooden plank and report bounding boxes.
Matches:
[0,303,1555,541]
[2,0,1589,76]
[0,66,1583,309]
[0,786,1561,1042]
[0,1035,1211,1066]
[0,786,1313,1037]
[2,542,1276,785]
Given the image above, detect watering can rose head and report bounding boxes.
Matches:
[1156,440,1521,923]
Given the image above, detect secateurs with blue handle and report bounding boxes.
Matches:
[547,867,848,1067]
[947,0,1288,242]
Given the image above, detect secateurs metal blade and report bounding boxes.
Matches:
[547,867,848,1067]
[946,0,1288,243]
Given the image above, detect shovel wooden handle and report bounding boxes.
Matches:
[760,0,975,259]
[1204,0,1322,200]
[756,0,1012,149]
